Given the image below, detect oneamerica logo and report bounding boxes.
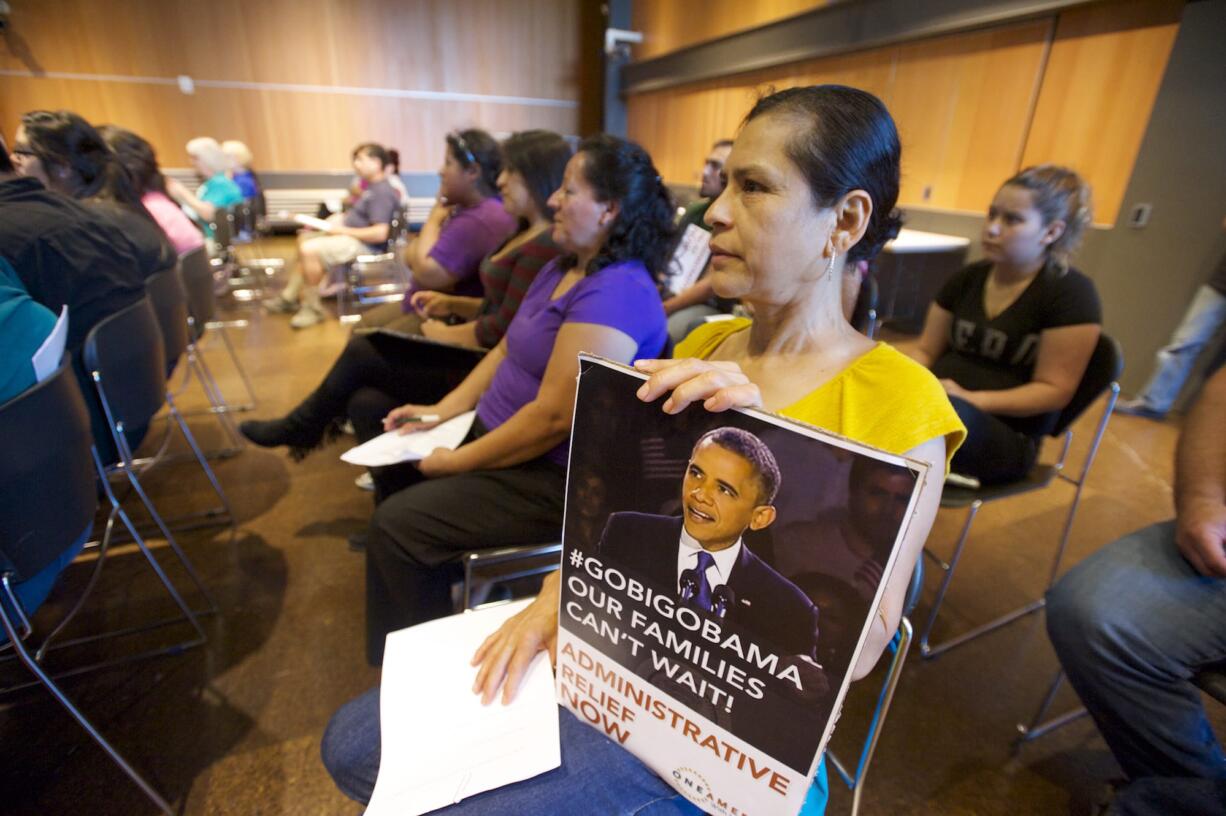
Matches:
[670,767,748,815]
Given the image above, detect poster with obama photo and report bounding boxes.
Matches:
[556,356,934,816]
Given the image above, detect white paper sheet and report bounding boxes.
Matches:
[364,600,561,816]
[32,306,69,382]
[293,213,335,232]
[340,410,476,467]
[660,222,712,296]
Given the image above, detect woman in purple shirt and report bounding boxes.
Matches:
[361,134,673,665]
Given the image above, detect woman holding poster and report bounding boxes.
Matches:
[323,86,965,814]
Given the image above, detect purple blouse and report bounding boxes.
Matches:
[426,197,518,298]
[476,257,667,466]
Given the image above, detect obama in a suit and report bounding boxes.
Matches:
[598,426,820,658]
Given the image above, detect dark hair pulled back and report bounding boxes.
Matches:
[352,142,392,169]
[500,129,571,221]
[744,85,902,263]
[20,110,151,218]
[98,124,166,197]
[447,128,502,196]
[573,133,675,276]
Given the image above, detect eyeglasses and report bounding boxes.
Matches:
[447,131,479,168]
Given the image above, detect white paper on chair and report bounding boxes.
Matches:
[340,410,476,467]
[292,213,335,232]
[32,306,69,382]
[364,599,561,816]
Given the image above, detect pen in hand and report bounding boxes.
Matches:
[395,414,441,426]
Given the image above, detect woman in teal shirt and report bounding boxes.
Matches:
[0,257,86,628]
[165,136,244,236]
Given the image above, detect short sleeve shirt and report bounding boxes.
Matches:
[476,258,668,466]
[343,178,401,250]
[427,198,518,298]
[931,260,1101,436]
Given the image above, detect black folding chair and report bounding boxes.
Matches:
[919,334,1124,658]
[181,245,257,425]
[828,560,923,816]
[80,298,217,628]
[0,364,182,814]
[129,266,236,532]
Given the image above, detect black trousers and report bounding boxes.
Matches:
[363,444,567,665]
[947,395,1038,486]
[316,331,478,428]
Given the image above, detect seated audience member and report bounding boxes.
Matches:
[345,148,408,206]
[0,257,58,403]
[1047,363,1226,814]
[357,133,671,663]
[99,125,205,256]
[658,138,736,342]
[906,165,1101,485]
[239,130,571,457]
[1116,216,1226,420]
[14,110,175,277]
[321,85,965,814]
[263,142,402,328]
[354,129,517,330]
[165,136,244,237]
[407,129,518,296]
[221,139,261,200]
[0,135,145,462]
[0,255,87,625]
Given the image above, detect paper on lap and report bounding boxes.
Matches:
[340,411,476,467]
[32,306,68,382]
[364,599,561,815]
[293,213,335,232]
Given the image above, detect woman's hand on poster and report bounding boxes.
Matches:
[471,573,560,705]
[633,358,763,414]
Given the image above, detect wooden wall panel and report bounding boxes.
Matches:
[0,0,580,171]
[0,77,578,172]
[632,0,829,60]
[1021,0,1182,225]
[628,20,1051,213]
[888,21,1052,211]
[627,1,1183,224]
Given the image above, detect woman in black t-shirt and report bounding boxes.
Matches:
[907,165,1102,485]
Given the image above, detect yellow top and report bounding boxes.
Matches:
[676,319,966,470]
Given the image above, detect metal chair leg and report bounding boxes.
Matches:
[827,618,915,816]
[185,342,244,456]
[1016,669,1089,745]
[165,391,237,534]
[0,594,176,815]
[213,323,257,410]
[111,429,219,616]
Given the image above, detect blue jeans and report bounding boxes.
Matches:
[321,688,829,814]
[1046,520,1226,780]
[1133,284,1226,413]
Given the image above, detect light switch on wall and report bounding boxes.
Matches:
[1129,202,1152,228]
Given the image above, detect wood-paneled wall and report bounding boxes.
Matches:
[627,0,1183,224]
[0,0,581,171]
[632,0,829,60]
[1020,0,1182,226]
